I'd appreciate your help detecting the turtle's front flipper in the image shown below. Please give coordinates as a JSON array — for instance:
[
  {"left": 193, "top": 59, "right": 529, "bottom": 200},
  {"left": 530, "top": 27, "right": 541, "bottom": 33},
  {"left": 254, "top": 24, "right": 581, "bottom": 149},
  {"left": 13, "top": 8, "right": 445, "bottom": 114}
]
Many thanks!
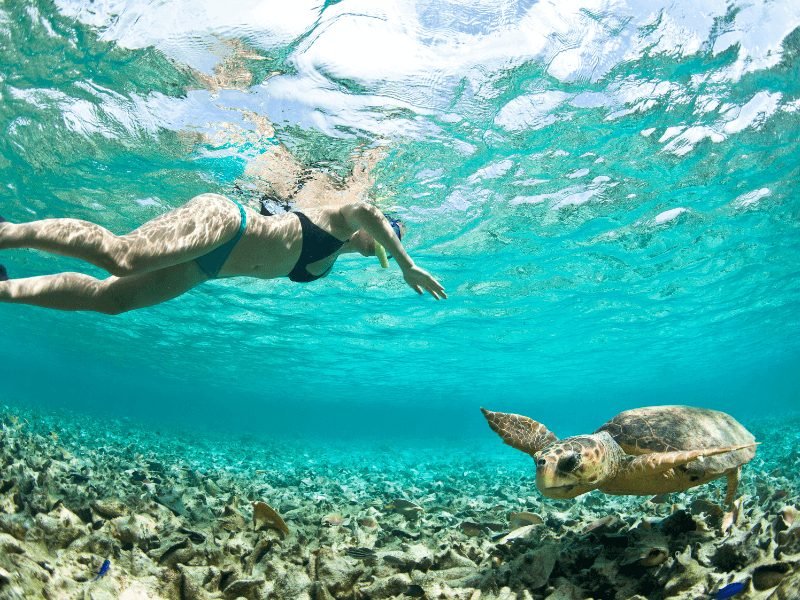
[
  {"left": 480, "top": 408, "right": 557, "bottom": 456},
  {"left": 724, "top": 468, "right": 741, "bottom": 506},
  {"left": 627, "top": 443, "right": 758, "bottom": 477}
]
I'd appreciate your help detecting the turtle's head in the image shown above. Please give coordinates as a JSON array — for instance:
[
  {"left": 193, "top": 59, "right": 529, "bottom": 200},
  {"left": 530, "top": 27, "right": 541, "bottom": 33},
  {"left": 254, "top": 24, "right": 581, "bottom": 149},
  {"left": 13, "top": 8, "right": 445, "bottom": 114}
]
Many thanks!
[{"left": 534, "top": 432, "right": 618, "bottom": 499}]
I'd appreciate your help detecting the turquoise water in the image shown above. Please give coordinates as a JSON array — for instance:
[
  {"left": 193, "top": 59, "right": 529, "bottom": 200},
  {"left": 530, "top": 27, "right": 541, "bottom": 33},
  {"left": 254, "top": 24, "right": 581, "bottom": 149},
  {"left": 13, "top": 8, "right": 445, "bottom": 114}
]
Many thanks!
[{"left": 1, "top": 0, "right": 799, "bottom": 442}]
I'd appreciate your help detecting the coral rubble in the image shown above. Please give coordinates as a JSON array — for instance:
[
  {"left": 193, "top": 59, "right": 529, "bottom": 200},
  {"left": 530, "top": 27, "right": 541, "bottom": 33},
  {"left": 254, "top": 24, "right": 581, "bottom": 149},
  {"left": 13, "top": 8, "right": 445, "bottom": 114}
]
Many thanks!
[{"left": 0, "top": 407, "right": 797, "bottom": 599}]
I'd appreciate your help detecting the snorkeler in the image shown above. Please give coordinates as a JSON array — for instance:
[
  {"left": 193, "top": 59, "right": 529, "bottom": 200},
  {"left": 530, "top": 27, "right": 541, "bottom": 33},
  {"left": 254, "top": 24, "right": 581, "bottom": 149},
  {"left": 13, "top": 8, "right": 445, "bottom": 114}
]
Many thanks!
[{"left": 0, "top": 196, "right": 446, "bottom": 313}]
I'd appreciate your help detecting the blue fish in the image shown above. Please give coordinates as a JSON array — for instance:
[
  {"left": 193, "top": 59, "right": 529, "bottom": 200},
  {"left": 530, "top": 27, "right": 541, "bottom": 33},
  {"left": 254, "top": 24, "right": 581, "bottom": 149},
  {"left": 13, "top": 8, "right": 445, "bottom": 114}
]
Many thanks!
[
  {"left": 92, "top": 559, "right": 111, "bottom": 581},
  {"left": 714, "top": 582, "right": 746, "bottom": 599}
]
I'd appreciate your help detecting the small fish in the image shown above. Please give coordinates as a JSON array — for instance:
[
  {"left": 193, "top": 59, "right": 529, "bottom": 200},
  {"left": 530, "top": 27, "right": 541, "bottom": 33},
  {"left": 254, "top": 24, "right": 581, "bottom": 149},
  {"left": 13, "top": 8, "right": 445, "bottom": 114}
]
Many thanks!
[
  {"left": 389, "top": 528, "right": 420, "bottom": 540},
  {"left": 491, "top": 530, "right": 511, "bottom": 542},
  {"left": 345, "top": 547, "right": 377, "bottom": 559},
  {"left": 92, "top": 559, "right": 110, "bottom": 581},
  {"left": 459, "top": 521, "right": 486, "bottom": 537},
  {"left": 650, "top": 494, "right": 671, "bottom": 504},
  {"left": 385, "top": 499, "right": 423, "bottom": 515},
  {"left": 69, "top": 472, "right": 90, "bottom": 484},
  {"left": 178, "top": 527, "right": 206, "bottom": 544},
  {"left": 714, "top": 581, "right": 746, "bottom": 599}
]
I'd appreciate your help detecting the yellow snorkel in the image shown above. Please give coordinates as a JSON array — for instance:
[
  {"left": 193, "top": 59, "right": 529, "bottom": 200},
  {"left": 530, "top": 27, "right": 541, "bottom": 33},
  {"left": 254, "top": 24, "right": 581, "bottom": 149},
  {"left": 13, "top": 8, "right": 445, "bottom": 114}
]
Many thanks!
[
  {"left": 375, "top": 242, "right": 389, "bottom": 268},
  {"left": 375, "top": 212, "right": 402, "bottom": 269}
]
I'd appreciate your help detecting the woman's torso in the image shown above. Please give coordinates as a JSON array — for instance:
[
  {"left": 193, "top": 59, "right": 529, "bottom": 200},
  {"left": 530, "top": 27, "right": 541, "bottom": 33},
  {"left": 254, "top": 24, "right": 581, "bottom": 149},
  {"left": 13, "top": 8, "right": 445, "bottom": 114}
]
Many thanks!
[{"left": 218, "top": 207, "right": 350, "bottom": 280}]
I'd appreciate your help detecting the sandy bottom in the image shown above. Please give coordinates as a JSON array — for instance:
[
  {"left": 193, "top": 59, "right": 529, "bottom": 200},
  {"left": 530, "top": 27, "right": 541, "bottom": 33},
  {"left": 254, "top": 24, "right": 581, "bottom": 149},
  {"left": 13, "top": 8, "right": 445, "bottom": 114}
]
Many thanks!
[{"left": 0, "top": 405, "right": 798, "bottom": 600}]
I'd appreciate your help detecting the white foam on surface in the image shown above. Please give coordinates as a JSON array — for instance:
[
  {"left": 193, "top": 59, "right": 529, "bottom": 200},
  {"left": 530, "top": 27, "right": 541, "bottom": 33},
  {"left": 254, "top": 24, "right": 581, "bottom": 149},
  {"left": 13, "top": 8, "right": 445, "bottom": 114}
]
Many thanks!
[
  {"left": 662, "top": 126, "right": 725, "bottom": 156},
  {"left": 722, "top": 92, "right": 782, "bottom": 135},
  {"left": 658, "top": 126, "right": 686, "bottom": 143},
  {"left": 657, "top": 91, "right": 783, "bottom": 156},
  {"left": 513, "top": 178, "right": 548, "bottom": 186},
  {"left": 733, "top": 188, "right": 771, "bottom": 208},
  {"left": 653, "top": 207, "right": 687, "bottom": 225},
  {"left": 468, "top": 159, "right": 514, "bottom": 182},
  {"left": 709, "top": 2, "right": 800, "bottom": 81},
  {"left": 551, "top": 188, "right": 598, "bottom": 208},
  {"left": 494, "top": 91, "right": 571, "bottom": 132},
  {"left": 509, "top": 195, "right": 548, "bottom": 206},
  {"left": 134, "top": 197, "right": 165, "bottom": 208},
  {"left": 567, "top": 168, "right": 590, "bottom": 179}
]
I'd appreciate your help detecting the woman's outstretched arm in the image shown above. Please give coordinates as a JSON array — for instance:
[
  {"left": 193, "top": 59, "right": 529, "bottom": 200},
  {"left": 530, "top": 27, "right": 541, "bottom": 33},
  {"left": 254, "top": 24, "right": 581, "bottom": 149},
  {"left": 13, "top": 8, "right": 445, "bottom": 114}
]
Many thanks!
[{"left": 340, "top": 202, "right": 447, "bottom": 300}]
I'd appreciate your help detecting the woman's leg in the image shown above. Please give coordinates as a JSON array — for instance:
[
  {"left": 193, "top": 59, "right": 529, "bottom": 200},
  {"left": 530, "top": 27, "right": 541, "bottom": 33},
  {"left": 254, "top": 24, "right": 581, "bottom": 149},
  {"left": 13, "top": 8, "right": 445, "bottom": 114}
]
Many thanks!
[
  {"left": 0, "top": 194, "right": 243, "bottom": 276},
  {"left": 0, "top": 261, "right": 208, "bottom": 313}
]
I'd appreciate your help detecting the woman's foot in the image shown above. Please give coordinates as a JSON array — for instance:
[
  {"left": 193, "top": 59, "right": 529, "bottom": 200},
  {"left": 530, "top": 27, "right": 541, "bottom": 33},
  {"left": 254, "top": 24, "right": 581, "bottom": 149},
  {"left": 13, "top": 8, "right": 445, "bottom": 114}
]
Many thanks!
[
  {"left": 0, "top": 216, "right": 7, "bottom": 253},
  {"left": 0, "top": 218, "right": 6, "bottom": 280}
]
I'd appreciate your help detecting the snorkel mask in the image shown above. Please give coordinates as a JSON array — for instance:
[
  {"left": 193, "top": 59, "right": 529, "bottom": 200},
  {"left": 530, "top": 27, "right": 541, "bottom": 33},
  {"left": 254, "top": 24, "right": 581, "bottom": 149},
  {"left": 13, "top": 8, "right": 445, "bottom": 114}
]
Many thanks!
[
  {"left": 387, "top": 216, "right": 403, "bottom": 242},
  {"left": 375, "top": 214, "right": 403, "bottom": 268}
]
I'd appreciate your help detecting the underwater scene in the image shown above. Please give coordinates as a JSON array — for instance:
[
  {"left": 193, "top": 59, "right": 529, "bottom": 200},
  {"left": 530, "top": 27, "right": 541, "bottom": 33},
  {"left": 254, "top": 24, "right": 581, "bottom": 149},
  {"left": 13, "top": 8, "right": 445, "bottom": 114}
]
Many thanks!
[{"left": 1, "top": 0, "right": 799, "bottom": 598}]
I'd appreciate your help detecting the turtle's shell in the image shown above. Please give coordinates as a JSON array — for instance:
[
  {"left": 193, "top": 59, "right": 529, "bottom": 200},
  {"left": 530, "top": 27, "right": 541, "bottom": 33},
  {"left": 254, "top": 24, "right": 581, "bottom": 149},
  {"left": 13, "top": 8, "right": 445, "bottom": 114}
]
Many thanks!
[{"left": 595, "top": 405, "right": 755, "bottom": 471}]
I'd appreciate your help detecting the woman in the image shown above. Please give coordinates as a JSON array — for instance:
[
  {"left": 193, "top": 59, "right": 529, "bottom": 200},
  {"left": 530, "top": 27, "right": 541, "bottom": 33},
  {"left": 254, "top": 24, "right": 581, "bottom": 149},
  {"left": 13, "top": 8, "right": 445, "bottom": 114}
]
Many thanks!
[{"left": 0, "top": 195, "right": 446, "bottom": 313}]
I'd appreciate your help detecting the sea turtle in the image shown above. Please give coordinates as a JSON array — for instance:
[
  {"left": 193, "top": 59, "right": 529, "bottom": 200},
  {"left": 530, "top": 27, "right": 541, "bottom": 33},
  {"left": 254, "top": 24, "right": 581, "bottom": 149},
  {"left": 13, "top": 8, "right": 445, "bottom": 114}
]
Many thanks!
[{"left": 481, "top": 405, "right": 757, "bottom": 505}]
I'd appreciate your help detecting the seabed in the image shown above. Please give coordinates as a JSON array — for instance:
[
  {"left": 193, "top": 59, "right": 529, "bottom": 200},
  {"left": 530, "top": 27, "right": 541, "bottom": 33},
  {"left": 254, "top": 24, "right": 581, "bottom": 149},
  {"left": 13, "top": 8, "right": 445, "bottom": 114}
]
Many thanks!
[{"left": 0, "top": 406, "right": 798, "bottom": 600}]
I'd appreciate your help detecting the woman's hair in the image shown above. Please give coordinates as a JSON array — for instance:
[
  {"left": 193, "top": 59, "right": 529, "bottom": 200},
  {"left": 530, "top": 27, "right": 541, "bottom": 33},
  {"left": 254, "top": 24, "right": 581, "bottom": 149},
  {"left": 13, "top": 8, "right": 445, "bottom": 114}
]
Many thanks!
[
  {"left": 230, "top": 183, "right": 292, "bottom": 216},
  {"left": 258, "top": 193, "right": 292, "bottom": 217}
]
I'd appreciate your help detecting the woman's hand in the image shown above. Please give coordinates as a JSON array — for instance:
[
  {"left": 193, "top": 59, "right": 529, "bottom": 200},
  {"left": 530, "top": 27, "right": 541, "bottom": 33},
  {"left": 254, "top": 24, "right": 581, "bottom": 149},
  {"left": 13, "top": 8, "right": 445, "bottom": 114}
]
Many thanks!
[{"left": 402, "top": 265, "right": 447, "bottom": 300}]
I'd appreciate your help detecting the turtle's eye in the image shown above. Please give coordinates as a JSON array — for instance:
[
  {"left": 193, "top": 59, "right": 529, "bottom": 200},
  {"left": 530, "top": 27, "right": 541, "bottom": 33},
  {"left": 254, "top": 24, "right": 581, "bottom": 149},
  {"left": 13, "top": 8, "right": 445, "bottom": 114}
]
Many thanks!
[{"left": 557, "top": 453, "right": 580, "bottom": 473}]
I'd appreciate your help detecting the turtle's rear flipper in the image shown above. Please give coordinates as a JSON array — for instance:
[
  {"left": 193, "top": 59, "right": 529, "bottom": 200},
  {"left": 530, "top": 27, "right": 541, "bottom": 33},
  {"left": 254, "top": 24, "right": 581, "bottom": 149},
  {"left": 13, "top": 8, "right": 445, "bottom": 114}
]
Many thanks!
[
  {"left": 628, "top": 442, "right": 758, "bottom": 477},
  {"left": 481, "top": 408, "right": 558, "bottom": 456}
]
